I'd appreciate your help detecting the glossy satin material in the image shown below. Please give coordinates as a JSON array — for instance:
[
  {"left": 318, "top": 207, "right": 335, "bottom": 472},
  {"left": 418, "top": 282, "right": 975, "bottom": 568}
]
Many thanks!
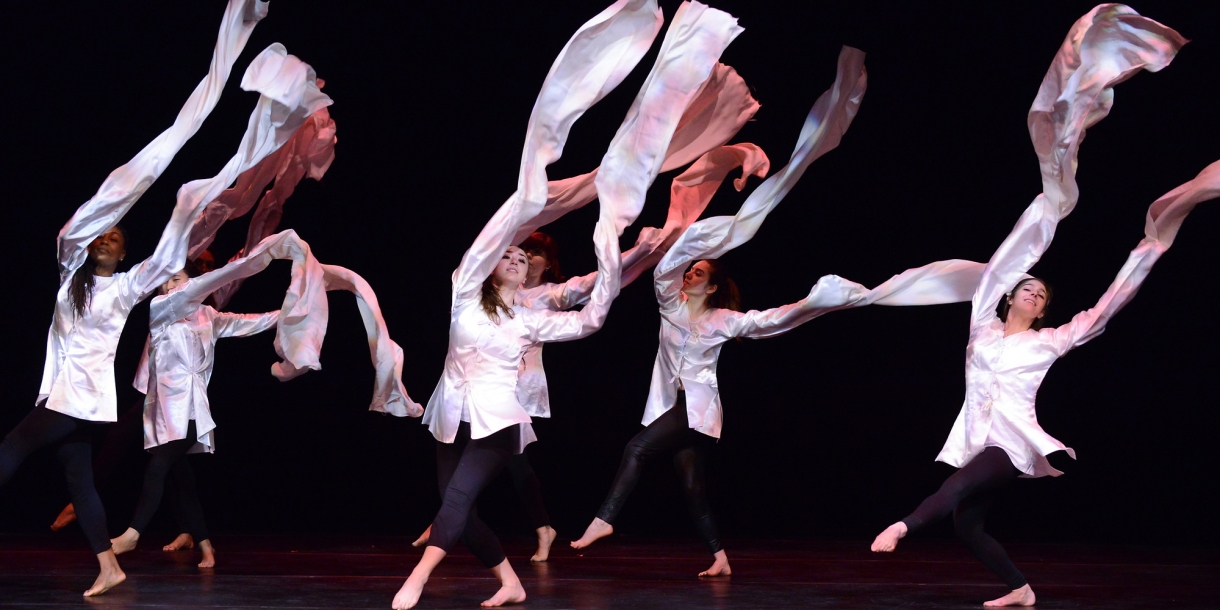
[
  {"left": 937, "top": 6, "right": 1187, "bottom": 477},
  {"left": 39, "top": 0, "right": 271, "bottom": 422},
  {"left": 423, "top": 1, "right": 739, "bottom": 451},
  {"left": 144, "top": 304, "right": 278, "bottom": 453}
]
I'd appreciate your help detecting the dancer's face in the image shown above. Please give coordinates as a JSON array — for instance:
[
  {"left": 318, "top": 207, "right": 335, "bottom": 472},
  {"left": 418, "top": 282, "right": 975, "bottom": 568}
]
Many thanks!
[
  {"left": 87, "top": 227, "right": 127, "bottom": 271},
  {"left": 681, "top": 261, "right": 718, "bottom": 298},
  {"left": 1007, "top": 279, "right": 1048, "bottom": 321},
  {"left": 525, "top": 249, "right": 549, "bottom": 285},
  {"left": 159, "top": 270, "right": 190, "bottom": 296},
  {"left": 493, "top": 246, "right": 528, "bottom": 288}
]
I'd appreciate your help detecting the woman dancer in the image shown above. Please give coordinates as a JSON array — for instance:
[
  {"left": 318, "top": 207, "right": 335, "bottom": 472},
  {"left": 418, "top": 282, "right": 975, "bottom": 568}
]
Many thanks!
[
  {"left": 867, "top": 5, "right": 1189, "bottom": 607},
  {"left": 109, "top": 263, "right": 279, "bottom": 568}
]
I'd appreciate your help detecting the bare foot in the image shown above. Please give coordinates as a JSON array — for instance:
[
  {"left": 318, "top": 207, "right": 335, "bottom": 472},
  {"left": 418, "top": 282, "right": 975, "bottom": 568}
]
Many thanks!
[
  {"left": 984, "top": 584, "right": 1036, "bottom": 607},
  {"left": 569, "top": 518, "right": 613, "bottom": 550},
  {"left": 871, "top": 521, "right": 907, "bottom": 552},
  {"left": 51, "top": 503, "right": 77, "bottom": 531},
  {"left": 483, "top": 559, "right": 526, "bottom": 607},
  {"left": 530, "top": 525, "right": 557, "bottom": 562},
  {"left": 163, "top": 533, "right": 195, "bottom": 551},
  {"left": 197, "top": 539, "right": 216, "bottom": 568},
  {"left": 110, "top": 528, "right": 140, "bottom": 556},
  {"left": 699, "top": 550, "right": 731, "bottom": 577},
  {"left": 391, "top": 573, "right": 427, "bottom": 609},
  {"left": 411, "top": 525, "right": 431, "bottom": 548},
  {"left": 83, "top": 550, "right": 125, "bottom": 597},
  {"left": 481, "top": 582, "right": 527, "bottom": 607}
]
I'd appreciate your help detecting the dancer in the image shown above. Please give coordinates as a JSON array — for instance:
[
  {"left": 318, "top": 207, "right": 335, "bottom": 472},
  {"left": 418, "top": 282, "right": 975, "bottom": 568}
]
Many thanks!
[
  {"left": 868, "top": 6, "right": 1188, "bottom": 607},
  {"left": 394, "top": 3, "right": 745, "bottom": 607},
  {"left": 109, "top": 263, "right": 279, "bottom": 568}
]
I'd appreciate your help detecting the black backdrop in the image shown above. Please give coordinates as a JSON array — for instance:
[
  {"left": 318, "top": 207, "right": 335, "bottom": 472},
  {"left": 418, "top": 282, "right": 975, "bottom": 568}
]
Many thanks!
[{"left": 2, "top": 1, "right": 1218, "bottom": 548}]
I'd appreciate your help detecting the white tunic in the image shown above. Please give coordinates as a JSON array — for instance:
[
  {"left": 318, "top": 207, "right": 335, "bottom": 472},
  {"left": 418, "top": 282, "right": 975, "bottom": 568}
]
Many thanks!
[
  {"left": 514, "top": 276, "right": 596, "bottom": 418},
  {"left": 144, "top": 302, "right": 278, "bottom": 453}
]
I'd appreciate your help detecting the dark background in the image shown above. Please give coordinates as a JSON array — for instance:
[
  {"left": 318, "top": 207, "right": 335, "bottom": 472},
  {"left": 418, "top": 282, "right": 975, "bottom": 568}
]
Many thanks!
[{"left": 1, "top": 1, "right": 1217, "bottom": 549}]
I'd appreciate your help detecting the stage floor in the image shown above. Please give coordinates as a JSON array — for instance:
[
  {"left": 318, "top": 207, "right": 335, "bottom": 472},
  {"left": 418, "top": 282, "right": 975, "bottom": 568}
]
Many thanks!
[{"left": 0, "top": 534, "right": 1217, "bottom": 609}]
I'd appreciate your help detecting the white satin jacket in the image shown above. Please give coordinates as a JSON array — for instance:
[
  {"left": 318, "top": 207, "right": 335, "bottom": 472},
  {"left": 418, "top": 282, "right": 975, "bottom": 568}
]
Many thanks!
[{"left": 143, "top": 301, "right": 278, "bottom": 453}]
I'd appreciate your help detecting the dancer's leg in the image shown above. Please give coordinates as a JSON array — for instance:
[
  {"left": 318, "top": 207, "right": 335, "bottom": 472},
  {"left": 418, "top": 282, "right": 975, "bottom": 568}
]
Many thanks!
[
  {"left": 955, "top": 489, "right": 1035, "bottom": 606},
  {"left": 396, "top": 424, "right": 517, "bottom": 609},
  {"left": 872, "top": 447, "right": 1018, "bottom": 552},
  {"left": 169, "top": 457, "right": 213, "bottom": 567},
  {"left": 113, "top": 421, "right": 198, "bottom": 554},
  {"left": 412, "top": 428, "right": 468, "bottom": 548},
  {"left": 572, "top": 402, "right": 691, "bottom": 549},
  {"left": 53, "top": 399, "right": 144, "bottom": 531},
  {"left": 505, "top": 452, "right": 555, "bottom": 561},
  {"left": 0, "top": 407, "right": 126, "bottom": 595},
  {"left": 673, "top": 436, "right": 729, "bottom": 577}
]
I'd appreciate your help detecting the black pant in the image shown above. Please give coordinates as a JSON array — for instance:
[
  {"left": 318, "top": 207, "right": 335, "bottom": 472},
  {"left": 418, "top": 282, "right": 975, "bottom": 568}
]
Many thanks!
[
  {"left": 505, "top": 451, "right": 550, "bottom": 530},
  {"left": 901, "top": 446, "right": 1026, "bottom": 590},
  {"left": 0, "top": 407, "right": 110, "bottom": 554},
  {"left": 429, "top": 422, "right": 516, "bottom": 568},
  {"left": 129, "top": 420, "right": 209, "bottom": 542},
  {"left": 596, "top": 394, "right": 722, "bottom": 554}
]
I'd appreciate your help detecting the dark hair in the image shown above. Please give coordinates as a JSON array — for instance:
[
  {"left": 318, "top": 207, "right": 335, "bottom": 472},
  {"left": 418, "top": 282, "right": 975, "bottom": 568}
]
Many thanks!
[
  {"left": 519, "top": 231, "right": 566, "bottom": 284},
  {"left": 998, "top": 277, "right": 1053, "bottom": 331},
  {"left": 69, "top": 225, "right": 129, "bottom": 319},
  {"left": 699, "top": 259, "right": 742, "bottom": 312},
  {"left": 480, "top": 276, "right": 516, "bottom": 324}
]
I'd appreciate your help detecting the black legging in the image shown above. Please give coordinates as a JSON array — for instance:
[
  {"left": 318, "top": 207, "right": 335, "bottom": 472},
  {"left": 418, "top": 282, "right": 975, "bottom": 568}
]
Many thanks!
[
  {"left": 0, "top": 406, "right": 110, "bottom": 554},
  {"left": 901, "top": 446, "right": 1025, "bottom": 590},
  {"left": 429, "top": 422, "right": 516, "bottom": 568},
  {"left": 128, "top": 420, "right": 209, "bottom": 542},
  {"left": 505, "top": 451, "right": 550, "bottom": 530},
  {"left": 596, "top": 393, "right": 722, "bottom": 554}
]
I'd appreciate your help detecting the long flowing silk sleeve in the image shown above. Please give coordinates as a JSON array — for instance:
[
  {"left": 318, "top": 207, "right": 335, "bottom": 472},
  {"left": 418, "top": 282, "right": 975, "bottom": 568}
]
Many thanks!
[
  {"left": 1047, "top": 161, "right": 1220, "bottom": 355},
  {"left": 512, "top": 62, "right": 760, "bottom": 244},
  {"left": 55, "top": 0, "right": 268, "bottom": 281},
  {"left": 970, "top": 6, "right": 1186, "bottom": 330},
  {"left": 654, "top": 46, "right": 868, "bottom": 311},
  {"left": 213, "top": 310, "right": 280, "bottom": 339},
  {"left": 450, "top": 0, "right": 664, "bottom": 304},
  {"left": 121, "top": 45, "right": 333, "bottom": 303}
]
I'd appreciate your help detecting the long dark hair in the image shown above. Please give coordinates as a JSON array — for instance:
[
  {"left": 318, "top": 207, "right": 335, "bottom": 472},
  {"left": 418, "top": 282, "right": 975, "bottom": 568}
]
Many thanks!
[
  {"left": 69, "top": 225, "right": 129, "bottom": 319},
  {"left": 998, "top": 277, "right": 1053, "bottom": 331},
  {"left": 699, "top": 259, "right": 742, "bottom": 312},
  {"left": 480, "top": 276, "right": 516, "bottom": 325},
  {"left": 519, "top": 231, "right": 566, "bottom": 284}
]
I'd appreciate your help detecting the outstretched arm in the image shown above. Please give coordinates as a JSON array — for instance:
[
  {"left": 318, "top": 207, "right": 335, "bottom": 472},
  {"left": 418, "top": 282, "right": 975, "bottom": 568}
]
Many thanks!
[
  {"left": 725, "top": 274, "right": 868, "bottom": 340},
  {"left": 213, "top": 310, "right": 280, "bottom": 339}
]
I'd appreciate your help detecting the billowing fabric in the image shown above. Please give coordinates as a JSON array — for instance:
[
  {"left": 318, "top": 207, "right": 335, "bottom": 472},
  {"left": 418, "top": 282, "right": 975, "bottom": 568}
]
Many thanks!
[
  {"left": 514, "top": 142, "right": 769, "bottom": 418},
  {"left": 144, "top": 303, "right": 278, "bottom": 453},
  {"left": 155, "top": 229, "right": 420, "bottom": 417},
  {"left": 424, "top": 1, "right": 740, "bottom": 451},
  {"left": 38, "top": 0, "right": 273, "bottom": 422},
  {"left": 644, "top": 46, "right": 869, "bottom": 438},
  {"left": 512, "top": 62, "right": 759, "bottom": 245},
  {"left": 937, "top": 6, "right": 1187, "bottom": 477}
]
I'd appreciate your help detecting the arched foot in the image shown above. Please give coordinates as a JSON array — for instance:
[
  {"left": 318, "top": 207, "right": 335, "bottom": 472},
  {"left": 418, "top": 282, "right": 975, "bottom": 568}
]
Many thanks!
[
  {"left": 570, "top": 518, "right": 613, "bottom": 550},
  {"left": 197, "top": 539, "right": 216, "bottom": 568},
  {"left": 411, "top": 525, "right": 431, "bottom": 548},
  {"left": 83, "top": 551, "right": 125, "bottom": 597},
  {"left": 698, "top": 550, "right": 731, "bottom": 577},
  {"left": 871, "top": 521, "right": 907, "bottom": 553},
  {"left": 530, "top": 526, "right": 557, "bottom": 562},
  {"left": 163, "top": 533, "right": 195, "bottom": 551},
  {"left": 51, "top": 503, "right": 77, "bottom": 531},
  {"left": 391, "top": 574, "right": 426, "bottom": 609},
  {"left": 983, "top": 584, "right": 1036, "bottom": 607},
  {"left": 110, "top": 528, "right": 140, "bottom": 556},
  {"left": 481, "top": 582, "right": 527, "bottom": 607}
]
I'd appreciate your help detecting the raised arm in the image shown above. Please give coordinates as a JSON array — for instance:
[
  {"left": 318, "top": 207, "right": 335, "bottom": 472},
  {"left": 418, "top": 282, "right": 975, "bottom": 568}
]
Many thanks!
[
  {"left": 654, "top": 46, "right": 869, "bottom": 311},
  {"left": 56, "top": 0, "right": 267, "bottom": 281},
  {"left": 724, "top": 274, "right": 868, "bottom": 340},
  {"left": 121, "top": 45, "right": 332, "bottom": 305},
  {"left": 450, "top": 0, "right": 663, "bottom": 304},
  {"left": 213, "top": 310, "right": 280, "bottom": 339},
  {"left": 1046, "top": 160, "right": 1220, "bottom": 355}
]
